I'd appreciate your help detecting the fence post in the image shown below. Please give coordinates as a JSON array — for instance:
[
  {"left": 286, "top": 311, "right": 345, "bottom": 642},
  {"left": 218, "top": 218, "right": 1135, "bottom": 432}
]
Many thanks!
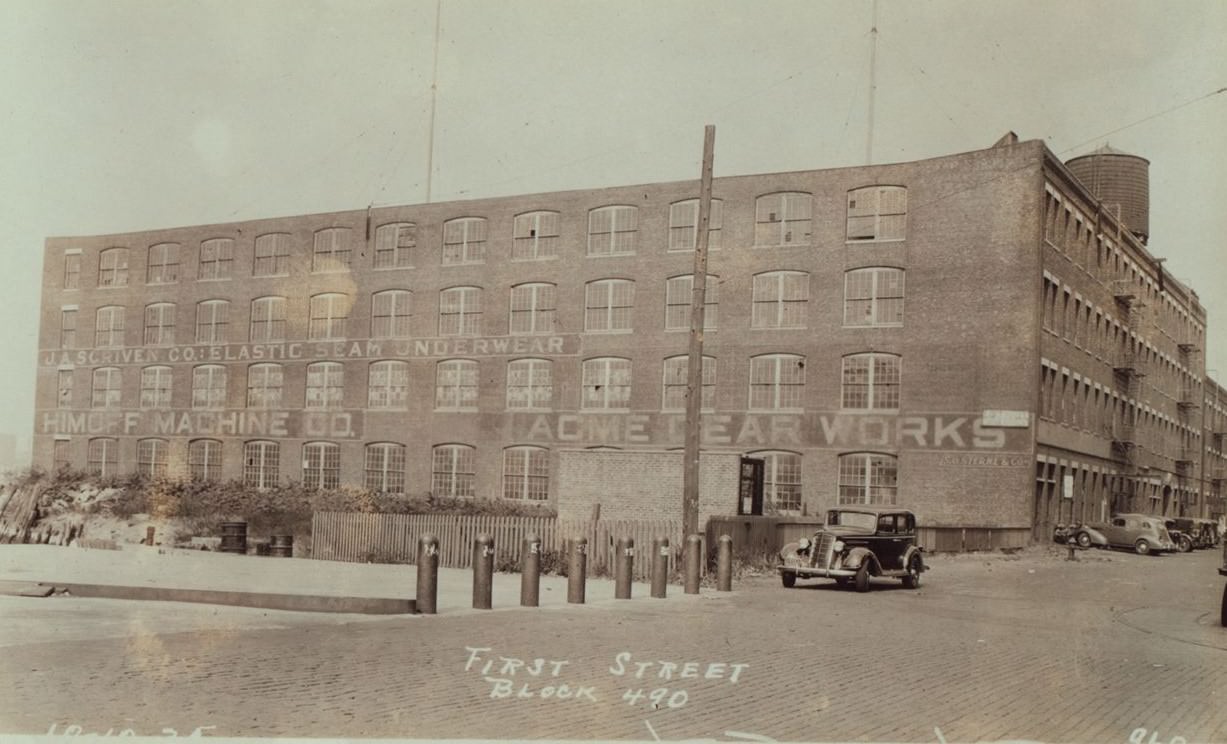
[
  {"left": 521, "top": 534, "right": 541, "bottom": 607},
  {"left": 416, "top": 533, "right": 439, "bottom": 615},
  {"left": 568, "top": 537, "right": 587, "bottom": 604},
  {"left": 651, "top": 537, "right": 669, "bottom": 598},
  {"left": 615, "top": 537, "right": 634, "bottom": 599},
  {"left": 684, "top": 534, "right": 701, "bottom": 594},
  {"left": 717, "top": 534, "right": 733, "bottom": 592},
  {"left": 473, "top": 533, "right": 494, "bottom": 610}
]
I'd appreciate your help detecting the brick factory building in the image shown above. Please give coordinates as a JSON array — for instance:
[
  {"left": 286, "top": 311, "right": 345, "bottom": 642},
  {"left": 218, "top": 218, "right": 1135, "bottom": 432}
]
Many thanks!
[{"left": 32, "top": 134, "right": 1222, "bottom": 548}]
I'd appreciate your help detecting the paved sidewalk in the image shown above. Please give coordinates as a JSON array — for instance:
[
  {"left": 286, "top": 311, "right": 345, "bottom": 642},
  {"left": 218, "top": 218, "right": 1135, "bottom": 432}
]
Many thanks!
[{"left": 0, "top": 543, "right": 657, "bottom": 615}]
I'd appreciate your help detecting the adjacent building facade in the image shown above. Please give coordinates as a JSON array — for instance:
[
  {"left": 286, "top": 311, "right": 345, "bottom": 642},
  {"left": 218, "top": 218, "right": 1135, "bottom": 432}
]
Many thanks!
[{"left": 33, "top": 134, "right": 1220, "bottom": 547}]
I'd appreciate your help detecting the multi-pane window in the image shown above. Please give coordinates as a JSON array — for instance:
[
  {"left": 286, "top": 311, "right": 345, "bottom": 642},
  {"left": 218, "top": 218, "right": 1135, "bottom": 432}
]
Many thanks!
[
  {"left": 439, "top": 286, "right": 482, "bottom": 336},
  {"left": 374, "top": 223, "right": 416, "bottom": 269},
  {"left": 838, "top": 452, "right": 898, "bottom": 504},
  {"left": 143, "top": 303, "right": 176, "bottom": 346},
  {"left": 302, "top": 441, "right": 341, "bottom": 489},
  {"left": 844, "top": 267, "right": 904, "bottom": 326},
  {"left": 668, "top": 198, "right": 723, "bottom": 252},
  {"left": 754, "top": 192, "right": 812, "bottom": 247},
  {"left": 95, "top": 306, "right": 125, "bottom": 347},
  {"left": 368, "top": 360, "right": 409, "bottom": 409},
  {"left": 841, "top": 353, "right": 901, "bottom": 410},
  {"left": 254, "top": 233, "right": 291, "bottom": 276},
  {"left": 140, "top": 366, "right": 173, "bottom": 409},
  {"left": 582, "top": 357, "right": 631, "bottom": 410},
  {"left": 846, "top": 186, "right": 907, "bottom": 242},
  {"left": 63, "top": 252, "right": 81, "bottom": 289},
  {"left": 137, "top": 438, "right": 169, "bottom": 478},
  {"left": 243, "top": 440, "right": 280, "bottom": 489},
  {"left": 432, "top": 443, "right": 476, "bottom": 498},
  {"left": 60, "top": 308, "right": 77, "bottom": 348},
  {"left": 442, "top": 217, "right": 487, "bottom": 265},
  {"left": 305, "top": 362, "right": 344, "bottom": 410},
  {"left": 585, "top": 279, "right": 634, "bottom": 332},
  {"left": 664, "top": 275, "right": 718, "bottom": 331},
  {"left": 87, "top": 437, "right": 119, "bottom": 477},
  {"left": 662, "top": 355, "right": 716, "bottom": 411},
  {"left": 192, "top": 365, "right": 227, "bottom": 410},
  {"left": 53, "top": 439, "right": 71, "bottom": 470},
  {"left": 312, "top": 228, "right": 353, "bottom": 272},
  {"left": 57, "top": 370, "right": 73, "bottom": 408},
  {"left": 752, "top": 271, "right": 809, "bottom": 328},
  {"left": 146, "top": 243, "right": 180, "bottom": 284},
  {"left": 435, "top": 359, "right": 478, "bottom": 410},
  {"left": 309, "top": 293, "right": 350, "bottom": 340},
  {"left": 748, "top": 354, "right": 805, "bottom": 410},
  {"left": 752, "top": 450, "right": 802, "bottom": 514},
  {"left": 512, "top": 211, "right": 560, "bottom": 260},
  {"left": 588, "top": 205, "right": 638, "bottom": 256},
  {"left": 98, "top": 248, "right": 129, "bottom": 287},
  {"left": 249, "top": 296, "right": 287, "bottom": 342},
  {"left": 503, "top": 446, "right": 549, "bottom": 501},
  {"left": 199, "top": 238, "right": 235, "bottom": 280},
  {"left": 91, "top": 367, "right": 122, "bottom": 409},
  {"left": 370, "top": 290, "right": 413, "bottom": 338},
  {"left": 365, "top": 442, "right": 406, "bottom": 494},
  {"left": 509, "top": 283, "right": 556, "bottom": 335},
  {"left": 196, "top": 300, "right": 229, "bottom": 344},
  {"left": 189, "top": 439, "right": 223, "bottom": 481},
  {"left": 246, "top": 363, "right": 284, "bottom": 409},
  {"left": 506, "top": 358, "right": 552, "bottom": 410}
]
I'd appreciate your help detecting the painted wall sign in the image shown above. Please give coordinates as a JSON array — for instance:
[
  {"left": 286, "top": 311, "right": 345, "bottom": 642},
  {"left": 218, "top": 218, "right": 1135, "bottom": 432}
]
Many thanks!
[
  {"left": 516, "top": 412, "right": 1027, "bottom": 451},
  {"left": 39, "top": 409, "right": 362, "bottom": 439},
  {"left": 980, "top": 409, "right": 1032, "bottom": 428},
  {"left": 39, "top": 335, "right": 576, "bottom": 368}
]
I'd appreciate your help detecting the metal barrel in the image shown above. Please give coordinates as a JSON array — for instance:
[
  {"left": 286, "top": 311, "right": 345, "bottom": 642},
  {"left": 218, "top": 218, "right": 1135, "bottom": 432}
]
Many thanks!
[
  {"left": 220, "top": 522, "right": 247, "bottom": 554},
  {"left": 270, "top": 534, "right": 294, "bottom": 557}
]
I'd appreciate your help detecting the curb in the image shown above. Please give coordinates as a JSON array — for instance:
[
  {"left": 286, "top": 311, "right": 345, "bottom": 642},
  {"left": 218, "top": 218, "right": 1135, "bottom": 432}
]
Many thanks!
[{"left": 0, "top": 579, "right": 414, "bottom": 615}]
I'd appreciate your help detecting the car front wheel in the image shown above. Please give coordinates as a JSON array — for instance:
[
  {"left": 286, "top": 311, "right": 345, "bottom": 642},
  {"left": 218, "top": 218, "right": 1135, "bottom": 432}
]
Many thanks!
[
  {"left": 781, "top": 571, "right": 796, "bottom": 588},
  {"left": 1076, "top": 531, "right": 1092, "bottom": 549},
  {"left": 854, "top": 562, "right": 871, "bottom": 593},
  {"left": 902, "top": 555, "right": 923, "bottom": 589},
  {"left": 1177, "top": 535, "right": 1193, "bottom": 553},
  {"left": 1134, "top": 539, "right": 1152, "bottom": 556}
]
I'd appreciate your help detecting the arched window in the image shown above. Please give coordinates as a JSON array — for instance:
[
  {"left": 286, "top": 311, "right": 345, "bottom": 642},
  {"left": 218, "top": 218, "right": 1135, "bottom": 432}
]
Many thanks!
[
  {"left": 503, "top": 446, "right": 549, "bottom": 501},
  {"left": 305, "top": 362, "right": 344, "bottom": 410},
  {"left": 88, "top": 437, "right": 119, "bottom": 477},
  {"left": 368, "top": 360, "right": 409, "bottom": 409},
  {"left": 752, "top": 271, "right": 808, "bottom": 328},
  {"left": 243, "top": 440, "right": 280, "bottom": 489},
  {"left": 312, "top": 227, "right": 353, "bottom": 272},
  {"left": 98, "top": 248, "right": 130, "bottom": 287},
  {"left": 442, "top": 217, "right": 487, "bottom": 265},
  {"left": 439, "top": 286, "right": 482, "bottom": 336},
  {"left": 365, "top": 442, "right": 406, "bottom": 494},
  {"left": 512, "top": 211, "right": 560, "bottom": 260},
  {"left": 749, "top": 450, "right": 802, "bottom": 515},
  {"left": 192, "top": 365, "right": 227, "bottom": 410},
  {"left": 247, "top": 363, "right": 284, "bottom": 409},
  {"left": 584, "top": 279, "right": 634, "bottom": 332},
  {"left": 250, "top": 296, "right": 287, "bottom": 342},
  {"left": 662, "top": 355, "right": 715, "bottom": 412},
  {"left": 371, "top": 289, "right": 413, "bottom": 338},
  {"left": 664, "top": 274, "right": 717, "bottom": 331},
  {"left": 140, "top": 366, "right": 172, "bottom": 409},
  {"left": 506, "top": 358, "right": 552, "bottom": 410},
  {"left": 432, "top": 443, "right": 476, "bottom": 498},
  {"left": 189, "top": 439, "right": 223, "bottom": 481},
  {"left": 147, "top": 243, "right": 180, "bottom": 284},
  {"left": 754, "top": 192, "right": 811, "bottom": 247},
  {"left": 95, "top": 306, "right": 125, "bottom": 347},
  {"left": 302, "top": 441, "right": 340, "bottom": 489},
  {"left": 668, "top": 198, "right": 723, "bottom": 252},
  {"left": 199, "top": 238, "right": 234, "bottom": 280},
  {"left": 588, "top": 205, "right": 638, "bottom": 256},
  {"left": 581, "top": 357, "right": 631, "bottom": 410},
  {"left": 841, "top": 353, "right": 901, "bottom": 410},
  {"left": 509, "top": 283, "right": 556, "bottom": 334},
  {"left": 844, "top": 267, "right": 904, "bottom": 327},
  {"left": 309, "top": 293, "right": 350, "bottom": 340},
  {"left": 92, "top": 367, "right": 122, "bottom": 409},
  {"left": 374, "top": 223, "right": 416, "bottom": 269},
  {"left": 435, "top": 359, "right": 478, "bottom": 410},
  {"left": 846, "top": 185, "right": 907, "bottom": 241},
  {"left": 196, "top": 300, "right": 230, "bottom": 343},
  {"left": 748, "top": 354, "right": 804, "bottom": 411},
  {"left": 838, "top": 452, "right": 898, "bottom": 505},
  {"left": 253, "top": 233, "right": 291, "bottom": 277},
  {"left": 143, "top": 302, "right": 176, "bottom": 346},
  {"left": 137, "top": 438, "right": 169, "bottom": 478}
]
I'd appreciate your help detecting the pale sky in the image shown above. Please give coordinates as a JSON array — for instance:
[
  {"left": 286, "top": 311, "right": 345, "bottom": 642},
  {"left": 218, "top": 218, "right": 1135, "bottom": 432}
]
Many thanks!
[{"left": 2, "top": 0, "right": 1224, "bottom": 450}]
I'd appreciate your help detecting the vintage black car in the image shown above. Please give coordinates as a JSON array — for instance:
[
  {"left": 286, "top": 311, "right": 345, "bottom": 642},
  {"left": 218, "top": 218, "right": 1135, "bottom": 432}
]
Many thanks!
[{"left": 778, "top": 506, "right": 925, "bottom": 592}]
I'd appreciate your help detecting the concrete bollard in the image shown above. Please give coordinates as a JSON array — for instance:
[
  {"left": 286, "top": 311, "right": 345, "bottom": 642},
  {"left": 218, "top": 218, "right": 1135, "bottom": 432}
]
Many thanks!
[
  {"left": 145, "top": 526, "right": 155, "bottom": 546},
  {"left": 416, "top": 533, "right": 440, "bottom": 615},
  {"left": 615, "top": 537, "right": 634, "bottom": 599},
  {"left": 473, "top": 533, "right": 494, "bottom": 610},
  {"left": 567, "top": 537, "right": 587, "bottom": 604},
  {"left": 651, "top": 537, "right": 669, "bottom": 598},
  {"left": 684, "top": 534, "right": 702, "bottom": 594},
  {"left": 717, "top": 534, "right": 733, "bottom": 592},
  {"left": 521, "top": 534, "right": 541, "bottom": 607}
]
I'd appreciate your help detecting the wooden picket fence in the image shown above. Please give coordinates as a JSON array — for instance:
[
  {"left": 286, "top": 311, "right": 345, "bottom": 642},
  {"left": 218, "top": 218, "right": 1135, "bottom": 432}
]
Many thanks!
[{"left": 310, "top": 512, "right": 682, "bottom": 581}]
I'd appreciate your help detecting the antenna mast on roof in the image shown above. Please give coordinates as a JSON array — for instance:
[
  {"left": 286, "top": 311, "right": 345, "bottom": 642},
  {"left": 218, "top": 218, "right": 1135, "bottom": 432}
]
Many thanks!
[{"left": 866, "top": 0, "right": 878, "bottom": 165}]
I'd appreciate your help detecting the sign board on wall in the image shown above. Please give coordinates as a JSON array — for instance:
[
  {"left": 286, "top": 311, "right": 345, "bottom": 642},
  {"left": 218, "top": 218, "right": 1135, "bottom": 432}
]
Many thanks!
[
  {"left": 1062, "top": 473, "right": 1074, "bottom": 499},
  {"left": 980, "top": 410, "right": 1031, "bottom": 428}
]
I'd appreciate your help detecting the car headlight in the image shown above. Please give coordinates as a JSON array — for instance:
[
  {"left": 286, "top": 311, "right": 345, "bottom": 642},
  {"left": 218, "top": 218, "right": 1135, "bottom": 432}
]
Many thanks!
[
  {"left": 832, "top": 540, "right": 844, "bottom": 552},
  {"left": 798, "top": 537, "right": 811, "bottom": 550}
]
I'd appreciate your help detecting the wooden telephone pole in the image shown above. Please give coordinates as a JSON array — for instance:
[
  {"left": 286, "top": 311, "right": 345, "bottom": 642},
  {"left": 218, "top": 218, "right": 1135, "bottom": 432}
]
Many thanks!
[{"left": 683, "top": 126, "right": 716, "bottom": 539}]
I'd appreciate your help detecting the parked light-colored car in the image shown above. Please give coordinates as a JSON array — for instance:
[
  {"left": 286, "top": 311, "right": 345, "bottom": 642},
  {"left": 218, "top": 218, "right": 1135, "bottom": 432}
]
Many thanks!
[{"left": 1085, "top": 513, "right": 1177, "bottom": 555}]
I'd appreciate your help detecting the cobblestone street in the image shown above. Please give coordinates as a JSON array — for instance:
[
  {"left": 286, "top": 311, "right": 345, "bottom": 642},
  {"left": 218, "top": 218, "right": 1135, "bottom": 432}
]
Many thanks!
[{"left": 3, "top": 547, "right": 1225, "bottom": 742}]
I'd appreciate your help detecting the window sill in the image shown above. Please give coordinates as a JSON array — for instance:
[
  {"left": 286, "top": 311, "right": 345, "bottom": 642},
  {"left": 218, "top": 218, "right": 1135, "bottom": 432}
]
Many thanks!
[
  {"left": 578, "top": 408, "right": 631, "bottom": 413},
  {"left": 510, "top": 256, "right": 559, "bottom": 263},
  {"left": 434, "top": 408, "right": 478, "bottom": 413},
  {"left": 197, "top": 277, "right": 233, "bottom": 283},
  {"left": 751, "top": 243, "right": 811, "bottom": 250},
  {"left": 253, "top": 273, "right": 291, "bottom": 279},
  {"left": 841, "top": 323, "right": 904, "bottom": 329},
  {"left": 746, "top": 408, "right": 805, "bottom": 414},
  {"left": 583, "top": 329, "right": 634, "bottom": 335},
  {"left": 845, "top": 238, "right": 905, "bottom": 245},
  {"left": 373, "top": 265, "right": 415, "bottom": 271}
]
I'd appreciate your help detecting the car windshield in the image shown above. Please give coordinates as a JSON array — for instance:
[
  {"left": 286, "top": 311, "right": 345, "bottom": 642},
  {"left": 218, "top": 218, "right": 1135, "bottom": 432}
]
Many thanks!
[{"left": 826, "top": 510, "right": 879, "bottom": 531}]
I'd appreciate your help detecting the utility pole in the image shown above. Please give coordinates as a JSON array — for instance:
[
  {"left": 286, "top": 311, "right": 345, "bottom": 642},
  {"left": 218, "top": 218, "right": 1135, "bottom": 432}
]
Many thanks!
[
  {"left": 866, "top": 0, "right": 878, "bottom": 165},
  {"left": 424, "top": 0, "right": 442, "bottom": 203},
  {"left": 683, "top": 125, "right": 716, "bottom": 540}
]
